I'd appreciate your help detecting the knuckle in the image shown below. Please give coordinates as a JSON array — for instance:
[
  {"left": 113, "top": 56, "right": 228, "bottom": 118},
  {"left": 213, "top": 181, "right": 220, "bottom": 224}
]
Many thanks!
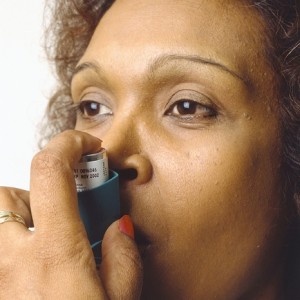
[
  {"left": 56, "top": 129, "right": 84, "bottom": 149},
  {"left": 0, "top": 187, "right": 26, "bottom": 209},
  {"left": 31, "top": 149, "right": 67, "bottom": 178},
  {"left": 63, "top": 131, "right": 84, "bottom": 149},
  {"left": 0, "top": 186, "right": 11, "bottom": 200},
  {"left": 0, "top": 187, "right": 21, "bottom": 201},
  {"left": 62, "top": 129, "right": 75, "bottom": 136},
  {"left": 0, "top": 187, "right": 31, "bottom": 225}
]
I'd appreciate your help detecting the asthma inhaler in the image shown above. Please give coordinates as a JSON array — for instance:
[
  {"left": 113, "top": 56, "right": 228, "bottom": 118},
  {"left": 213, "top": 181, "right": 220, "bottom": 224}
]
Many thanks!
[{"left": 74, "top": 149, "right": 120, "bottom": 265}]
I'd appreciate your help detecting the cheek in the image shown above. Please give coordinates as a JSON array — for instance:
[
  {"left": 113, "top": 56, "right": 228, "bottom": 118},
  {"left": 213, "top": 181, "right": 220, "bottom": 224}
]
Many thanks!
[
  {"left": 155, "top": 133, "right": 281, "bottom": 227},
  {"left": 148, "top": 128, "right": 281, "bottom": 296},
  {"left": 150, "top": 127, "right": 284, "bottom": 285}
]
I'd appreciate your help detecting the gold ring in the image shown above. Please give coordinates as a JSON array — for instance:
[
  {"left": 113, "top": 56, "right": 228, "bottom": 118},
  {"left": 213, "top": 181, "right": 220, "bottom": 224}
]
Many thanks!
[{"left": 0, "top": 211, "right": 26, "bottom": 226}]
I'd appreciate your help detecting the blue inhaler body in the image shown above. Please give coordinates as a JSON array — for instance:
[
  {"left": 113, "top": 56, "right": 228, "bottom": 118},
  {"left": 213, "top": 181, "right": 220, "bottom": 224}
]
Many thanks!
[{"left": 74, "top": 149, "right": 120, "bottom": 265}]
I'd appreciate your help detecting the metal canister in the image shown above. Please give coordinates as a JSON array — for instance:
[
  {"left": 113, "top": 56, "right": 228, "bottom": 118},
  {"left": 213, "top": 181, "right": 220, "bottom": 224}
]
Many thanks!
[{"left": 74, "top": 149, "right": 109, "bottom": 192}]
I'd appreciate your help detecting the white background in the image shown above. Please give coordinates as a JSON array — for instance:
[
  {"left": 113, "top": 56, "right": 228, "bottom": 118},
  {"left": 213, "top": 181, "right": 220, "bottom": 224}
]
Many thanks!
[{"left": 0, "top": 1, "right": 54, "bottom": 189}]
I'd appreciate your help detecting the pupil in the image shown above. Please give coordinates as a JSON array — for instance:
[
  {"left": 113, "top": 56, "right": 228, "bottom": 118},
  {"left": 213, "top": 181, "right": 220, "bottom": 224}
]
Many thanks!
[
  {"left": 79, "top": 101, "right": 100, "bottom": 116},
  {"left": 178, "top": 101, "right": 196, "bottom": 114},
  {"left": 87, "top": 102, "right": 99, "bottom": 116},
  {"left": 90, "top": 102, "right": 98, "bottom": 111}
]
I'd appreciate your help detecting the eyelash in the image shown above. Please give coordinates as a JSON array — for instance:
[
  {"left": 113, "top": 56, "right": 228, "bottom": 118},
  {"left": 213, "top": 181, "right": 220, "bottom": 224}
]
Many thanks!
[
  {"left": 74, "top": 100, "right": 112, "bottom": 119},
  {"left": 73, "top": 97, "right": 218, "bottom": 125},
  {"left": 166, "top": 100, "right": 217, "bottom": 120}
]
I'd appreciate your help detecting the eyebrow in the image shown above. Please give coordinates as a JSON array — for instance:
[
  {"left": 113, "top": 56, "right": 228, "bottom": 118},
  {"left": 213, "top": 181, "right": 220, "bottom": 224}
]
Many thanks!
[
  {"left": 72, "top": 54, "right": 249, "bottom": 86},
  {"left": 72, "top": 61, "right": 102, "bottom": 79},
  {"left": 149, "top": 54, "right": 248, "bottom": 85}
]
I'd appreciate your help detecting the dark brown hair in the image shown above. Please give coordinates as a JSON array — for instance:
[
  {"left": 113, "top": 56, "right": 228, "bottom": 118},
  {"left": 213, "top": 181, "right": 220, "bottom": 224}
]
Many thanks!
[{"left": 43, "top": 0, "right": 300, "bottom": 201}]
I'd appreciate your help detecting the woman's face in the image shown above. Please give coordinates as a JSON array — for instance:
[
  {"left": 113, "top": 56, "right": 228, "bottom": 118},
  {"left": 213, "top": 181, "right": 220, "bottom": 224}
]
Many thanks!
[{"left": 72, "top": 0, "right": 288, "bottom": 298}]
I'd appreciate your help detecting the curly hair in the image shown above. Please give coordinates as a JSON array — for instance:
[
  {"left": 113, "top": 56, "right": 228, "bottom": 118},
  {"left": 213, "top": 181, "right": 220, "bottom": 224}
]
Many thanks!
[
  {"left": 42, "top": 0, "right": 299, "bottom": 199},
  {"left": 40, "top": 0, "right": 115, "bottom": 147},
  {"left": 251, "top": 0, "right": 300, "bottom": 205}
]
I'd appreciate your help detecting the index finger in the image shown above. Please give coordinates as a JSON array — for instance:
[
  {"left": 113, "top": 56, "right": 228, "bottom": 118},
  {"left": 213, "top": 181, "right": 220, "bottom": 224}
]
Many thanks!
[{"left": 29, "top": 130, "right": 102, "bottom": 234}]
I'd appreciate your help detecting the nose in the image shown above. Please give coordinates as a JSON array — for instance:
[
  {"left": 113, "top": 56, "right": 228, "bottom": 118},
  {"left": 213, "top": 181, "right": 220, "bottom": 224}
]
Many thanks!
[{"left": 102, "top": 119, "right": 153, "bottom": 185}]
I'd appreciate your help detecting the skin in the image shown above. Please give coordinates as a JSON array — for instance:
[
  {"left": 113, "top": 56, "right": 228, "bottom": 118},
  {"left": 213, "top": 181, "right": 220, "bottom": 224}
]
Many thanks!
[
  {"left": 71, "top": 0, "right": 288, "bottom": 299},
  {"left": 0, "top": 0, "right": 291, "bottom": 299}
]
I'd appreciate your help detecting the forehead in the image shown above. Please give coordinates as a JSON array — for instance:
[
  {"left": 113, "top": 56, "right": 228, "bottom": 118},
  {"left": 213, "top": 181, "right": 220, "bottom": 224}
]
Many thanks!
[
  {"left": 99, "top": 0, "right": 265, "bottom": 47},
  {"left": 81, "top": 0, "right": 274, "bottom": 99},
  {"left": 88, "top": 0, "right": 267, "bottom": 72}
]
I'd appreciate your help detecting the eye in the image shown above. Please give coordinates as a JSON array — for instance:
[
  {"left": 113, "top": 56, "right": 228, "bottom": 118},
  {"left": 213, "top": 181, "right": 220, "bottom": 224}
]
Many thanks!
[
  {"left": 166, "top": 100, "right": 217, "bottom": 119},
  {"left": 77, "top": 100, "right": 112, "bottom": 118}
]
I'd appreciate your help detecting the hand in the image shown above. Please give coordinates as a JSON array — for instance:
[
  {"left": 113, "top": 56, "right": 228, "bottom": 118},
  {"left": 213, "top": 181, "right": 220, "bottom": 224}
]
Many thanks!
[{"left": 0, "top": 130, "right": 143, "bottom": 299}]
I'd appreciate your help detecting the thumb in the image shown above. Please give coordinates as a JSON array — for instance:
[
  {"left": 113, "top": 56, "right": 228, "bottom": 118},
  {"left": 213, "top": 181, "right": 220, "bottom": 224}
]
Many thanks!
[{"left": 99, "top": 215, "right": 143, "bottom": 300}]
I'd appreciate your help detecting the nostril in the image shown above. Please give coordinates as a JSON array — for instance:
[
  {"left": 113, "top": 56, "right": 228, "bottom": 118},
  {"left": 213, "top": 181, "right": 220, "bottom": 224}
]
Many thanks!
[
  {"left": 112, "top": 154, "right": 152, "bottom": 184},
  {"left": 117, "top": 168, "right": 138, "bottom": 180}
]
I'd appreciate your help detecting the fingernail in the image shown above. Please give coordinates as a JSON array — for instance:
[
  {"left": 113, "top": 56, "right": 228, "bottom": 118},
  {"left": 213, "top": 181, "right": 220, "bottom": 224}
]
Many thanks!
[{"left": 119, "top": 215, "right": 135, "bottom": 240}]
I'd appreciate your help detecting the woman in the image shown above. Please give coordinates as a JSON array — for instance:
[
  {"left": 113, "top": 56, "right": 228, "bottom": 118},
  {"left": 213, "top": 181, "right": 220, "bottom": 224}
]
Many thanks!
[{"left": 0, "top": 0, "right": 299, "bottom": 299}]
